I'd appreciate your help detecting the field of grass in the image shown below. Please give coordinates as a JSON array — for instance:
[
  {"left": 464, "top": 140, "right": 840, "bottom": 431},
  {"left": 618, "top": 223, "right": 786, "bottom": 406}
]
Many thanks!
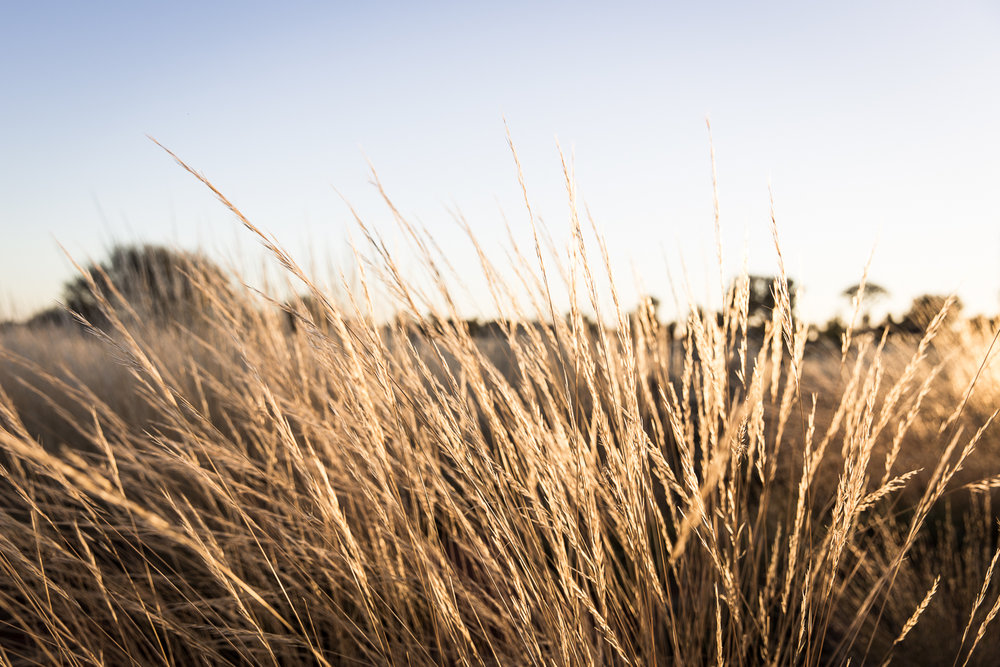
[{"left": 2, "top": 163, "right": 1000, "bottom": 665}]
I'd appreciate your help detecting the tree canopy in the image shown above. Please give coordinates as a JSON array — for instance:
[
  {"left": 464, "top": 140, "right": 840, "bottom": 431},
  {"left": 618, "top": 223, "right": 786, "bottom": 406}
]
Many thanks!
[
  {"left": 61, "top": 244, "right": 228, "bottom": 328},
  {"left": 744, "top": 274, "right": 797, "bottom": 329},
  {"left": 841, "top": 282, "right": 889, "bottom": 302},
  {"left": 899, "top": 293, "right": 963, "bottom": 332}
]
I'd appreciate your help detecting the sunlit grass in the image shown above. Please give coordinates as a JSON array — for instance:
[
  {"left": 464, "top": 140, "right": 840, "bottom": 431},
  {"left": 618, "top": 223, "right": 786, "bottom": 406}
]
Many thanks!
[{"left": 1, "top": 156, "right": 999, "bottom": 665}]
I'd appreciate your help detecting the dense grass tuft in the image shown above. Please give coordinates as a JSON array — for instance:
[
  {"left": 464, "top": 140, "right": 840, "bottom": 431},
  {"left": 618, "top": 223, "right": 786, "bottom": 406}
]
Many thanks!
[{"left": 2, "top": 161, "right": 1000, "bottom": 665}]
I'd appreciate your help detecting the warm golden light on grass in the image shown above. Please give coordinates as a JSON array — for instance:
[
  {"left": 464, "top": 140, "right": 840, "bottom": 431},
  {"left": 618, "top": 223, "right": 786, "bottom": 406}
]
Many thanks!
[{"left": 1, "top": 154, "right": 999, "bottom": 665}]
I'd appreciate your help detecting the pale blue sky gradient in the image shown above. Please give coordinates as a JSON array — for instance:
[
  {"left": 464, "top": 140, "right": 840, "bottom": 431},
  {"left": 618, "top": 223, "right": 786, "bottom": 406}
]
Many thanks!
[{"left": 2, "top": 1, "right": 998, "bottom": 323}]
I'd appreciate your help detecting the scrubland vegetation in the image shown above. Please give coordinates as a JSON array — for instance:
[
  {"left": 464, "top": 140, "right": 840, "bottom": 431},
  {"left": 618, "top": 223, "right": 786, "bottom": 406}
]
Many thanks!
[{"left": 2, "top": 157, "right": 1000, "bottom": 666}]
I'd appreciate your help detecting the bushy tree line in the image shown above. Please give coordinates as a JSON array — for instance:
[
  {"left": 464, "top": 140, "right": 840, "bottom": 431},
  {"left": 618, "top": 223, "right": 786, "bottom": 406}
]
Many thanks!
[{"left": 19, "top": 251, "right": 978, "bottom": 347}]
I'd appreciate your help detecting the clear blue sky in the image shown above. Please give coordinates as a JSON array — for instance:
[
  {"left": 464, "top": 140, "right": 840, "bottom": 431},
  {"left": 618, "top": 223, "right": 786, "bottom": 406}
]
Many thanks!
[{"left": 2, "top": 1, "right": 998, "bottom": 324}]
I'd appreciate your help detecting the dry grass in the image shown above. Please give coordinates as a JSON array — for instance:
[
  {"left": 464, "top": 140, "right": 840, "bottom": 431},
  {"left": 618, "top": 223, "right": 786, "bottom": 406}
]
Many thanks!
[{"left": 1, "top": 159, "right": 1000, "bottom": 666}]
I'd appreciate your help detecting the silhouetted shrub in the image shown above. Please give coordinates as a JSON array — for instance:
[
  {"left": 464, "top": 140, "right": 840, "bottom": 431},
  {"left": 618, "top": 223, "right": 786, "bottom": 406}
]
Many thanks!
[{"left": 60, "top": 244, "right": 229, "bottom": 328}]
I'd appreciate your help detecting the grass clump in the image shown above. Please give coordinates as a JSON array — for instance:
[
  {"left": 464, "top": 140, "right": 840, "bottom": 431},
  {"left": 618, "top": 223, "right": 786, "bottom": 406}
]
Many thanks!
[{"left": 1, "top": 153, "right": 999, "bottom": 665}]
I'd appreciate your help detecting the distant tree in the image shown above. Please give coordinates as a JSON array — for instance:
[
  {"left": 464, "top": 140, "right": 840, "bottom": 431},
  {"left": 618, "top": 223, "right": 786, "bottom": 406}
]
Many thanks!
[
  {"left": 841, "top": 282, "right": 889, "bottom": 329},
  {"left": 60, "top": 244, "right": 228, "bottom": 328},
  {"left": 842, "top": 281, "right": 888, "bottom": 303},
  {"left": 899, "top": 294, "right": 963, "bottom": 334},
  {"left": 744, "top": 275, "right": 797, "bottom": 330}
]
